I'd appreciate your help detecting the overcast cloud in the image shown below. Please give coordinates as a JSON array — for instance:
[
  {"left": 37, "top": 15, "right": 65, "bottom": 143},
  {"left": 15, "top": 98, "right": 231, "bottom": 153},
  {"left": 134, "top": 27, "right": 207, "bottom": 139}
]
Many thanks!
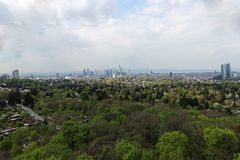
[{"left": 0, "top": 0, "right": 240, "bottom": 72}]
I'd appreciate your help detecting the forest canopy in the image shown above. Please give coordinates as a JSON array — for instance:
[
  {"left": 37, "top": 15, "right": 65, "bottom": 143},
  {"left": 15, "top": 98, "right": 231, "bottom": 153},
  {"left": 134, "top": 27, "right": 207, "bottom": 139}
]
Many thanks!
[{"left": 0, "top": 78, "right": 240, "bottom": 160}]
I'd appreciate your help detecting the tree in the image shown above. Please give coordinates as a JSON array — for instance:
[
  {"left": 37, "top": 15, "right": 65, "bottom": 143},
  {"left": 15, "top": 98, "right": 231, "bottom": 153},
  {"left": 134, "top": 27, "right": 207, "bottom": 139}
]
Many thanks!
[
  {"left": 95, "top": 89, "right": 108, "bottom": 100},
  {"left": 14, "top": 143, "right": 72, "bottom": 160},
  {"left": 76, "top": 153, "right": 93, "bottom": 160},
  {"left": 203, "top": 127, "right": 238, "bottom": 160},
  {"left": 0, "top": 137, "right": 12, "bottom": 150},
  {"left": 0, "top": 100, "right": 7, "bottom": 110},
  {"left": 23, "top": 92, "right": 35, "bottom": 108},
  {"left": 180, "top": 121, "right": 205, "bottom": 160},
  {"left": 24, "top": 142, "right": 38, "bottom": 153},
  {"left": 234, "top": 153, "right": 240, "bottom": 160},
  {"left": 30, "top": 88, "right": 38, "bottom": 96},
  {"left": 116, "top": 140, "right": 142, "bottom": 160},
  {"left": 61, "top": 121, "right": 91, "bottom": 149},
  {"left": 10, "top": 144, "right": 22, "bottom": 157},
  {"left": 156, "top": 131, "right": 188, "bottom": 160},
  {"left": 141, "top": 149, "right": 155, "bottom": 160},
  {"left": 8, "top": 90, "right": 21, "bottom": 106},
  {"left": 80, "top": 91, "right": 89, "bottom": 100},
  {"left": 0, "top": 90, "right": 9, "bottom": 110},
  {"left": 126, "top": 111, "right": 160, "bottom": 147},
  {"left": 45, "top": 155, "right": 61, "bottom": 160}
]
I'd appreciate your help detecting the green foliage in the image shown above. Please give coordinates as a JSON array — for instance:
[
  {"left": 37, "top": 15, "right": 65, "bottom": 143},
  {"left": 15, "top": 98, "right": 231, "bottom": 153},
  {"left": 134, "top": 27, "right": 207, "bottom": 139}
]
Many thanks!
[
  {"left": 0, "top": 90, "right": 10, "bottom": 100},
  {"left": 0, "top": 127, "right": 29, "bottom": 156},
  {"left": 10, "top": 144, "right": 22, "bottom": 157},
  {"left": 61, "top": 121, "right": 91, "bottom": 149},
  {"left": 24, "top": 142, "right": 38, "bottom": 153},
  {"left": 141, "top": 149, "right": 155, "bottom": 160},
  {"left": 116, "top": 140, "right": 142, "bottom": 160},
  {"left": 8, "top": 89, "right": 21, "bottom": 106},
  {"left": 45, "top": 155, "right": 61, "bottom": 160},
  {"left": 92, "top": 105, "right": 127, "bottom": 125},
  {"left": 0, "top": 137, "right": 12, "bottom": 150},
  {"left": 126, "top": 111, "right": 160, "bottom": 147},
  {"left": 23, "top": 92, "right": 35, "bottom": 108},
  {"left": 2, "top": 79, "right": 240, "bottom": 160},
  {"left": 76, "top": 153, "right": 93, "bottom": 160},
  {"left": 49, "top": 133, "right": 66, "bottom": 145},
  {"left": 14, "top": 143, "right": 71, "bottom": 160},
  {"left": 203, "top": 127, "right": 239, "bottom": 160},
  {"left": 234, "top": 153, "right": 240, "bottom": 160},
  {"left": 80, "top": 91, "right": 89, "bottom": 100},
  {"left": 156, "top": 131, "right": 188, "bottom": 160},
  {"left": 89, "top": 95, "right": 97, "bottom": 106}
]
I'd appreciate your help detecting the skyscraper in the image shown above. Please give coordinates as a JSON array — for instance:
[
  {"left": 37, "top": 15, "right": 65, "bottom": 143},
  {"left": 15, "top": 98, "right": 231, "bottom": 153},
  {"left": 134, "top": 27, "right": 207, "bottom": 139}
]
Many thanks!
[
  {"left": 87, "top": 68, "right": 90, "bottom": 76},
  {"left": 12, "top": 69, "right": 20, "bottom": 79},
  {"left": 221, "top": 63, "right": 231, "bottom": 80},
  {"left": 119, "top": 65, "right": 123, "bottom": 75},
  {"left": 83, "top": 69, "right": 87, "bottom": 77}
]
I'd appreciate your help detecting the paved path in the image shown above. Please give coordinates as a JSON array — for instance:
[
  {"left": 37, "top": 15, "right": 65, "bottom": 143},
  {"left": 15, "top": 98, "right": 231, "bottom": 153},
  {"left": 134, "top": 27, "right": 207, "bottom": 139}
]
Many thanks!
[{"left": 18, "top": 104, "right": 44, "bottom": 122}]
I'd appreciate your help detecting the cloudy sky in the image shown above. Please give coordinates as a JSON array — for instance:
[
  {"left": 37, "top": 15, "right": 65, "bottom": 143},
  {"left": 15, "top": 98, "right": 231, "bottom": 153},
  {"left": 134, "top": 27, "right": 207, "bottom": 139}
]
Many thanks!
[{"left": 0, "top": 0, "right": 240, "bottom": 72}]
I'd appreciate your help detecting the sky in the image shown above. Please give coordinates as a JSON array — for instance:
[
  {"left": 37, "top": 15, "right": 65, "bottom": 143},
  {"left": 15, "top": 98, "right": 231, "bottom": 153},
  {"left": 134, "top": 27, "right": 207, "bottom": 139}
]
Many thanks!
[{"left": 0, "top": 0, "right": 240, "bottom": 72}]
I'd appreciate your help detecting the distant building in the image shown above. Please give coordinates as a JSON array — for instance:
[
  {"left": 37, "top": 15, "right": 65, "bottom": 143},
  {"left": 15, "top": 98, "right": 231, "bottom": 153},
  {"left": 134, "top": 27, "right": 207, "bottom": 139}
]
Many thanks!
[
  {"left": 119, "top": 65, "right": 123, "bottom": 75},
  {"left": 233, "top": 73, "right": 238, "bottom": 78},
  {"left": 127, "top": 69, "right": 131, "bottom": 75},
  {"left": 94, "top": 69, "right": 98, "bottom": 77},
  {"left": 150, "top": 70, "right": 153, "bottom": 75},
  {"left": 12, "top": 70, "right": 19, "bottom": 79},
  {"left": 213, "top": 74, "right": 222, "bottom": 80},
  {"left": 83, "top": 69, "right": 87, "bottom": 76},
  {"left": 221, "top": 63, "right": 231, "bottom": 80},
  {"left": 0, "top": 74, "right": 9, "bottom": 80},
  {"left": 87, "top": 68, "right": 90, "bottom": 76},
  {"left": 145, "top": 68, "right": 149, "bottom": 75},
  {"left": 170, "top": 72, "right": 173, "bottom": 77}
]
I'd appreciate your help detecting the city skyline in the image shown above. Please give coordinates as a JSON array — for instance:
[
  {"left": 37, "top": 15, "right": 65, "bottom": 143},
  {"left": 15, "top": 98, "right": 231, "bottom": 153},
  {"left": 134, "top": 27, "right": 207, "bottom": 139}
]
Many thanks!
[
  {"left": 1, "top": 64, "right": 240, "bottom": 76},
  {"left": 1, "top": 63, "right": 240, "bottom": 83},
  {"left": 0, "top": 63, "right": 238, "bottom": 78},
  {"left": 0, "top": 0, "right": 240, "bottom": 72}
]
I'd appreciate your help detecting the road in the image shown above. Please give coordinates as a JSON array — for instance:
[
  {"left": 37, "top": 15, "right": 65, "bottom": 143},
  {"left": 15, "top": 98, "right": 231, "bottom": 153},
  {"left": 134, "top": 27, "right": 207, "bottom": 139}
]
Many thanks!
[{"left": 18, "top": 104, "right": 44, "bottom": 122}]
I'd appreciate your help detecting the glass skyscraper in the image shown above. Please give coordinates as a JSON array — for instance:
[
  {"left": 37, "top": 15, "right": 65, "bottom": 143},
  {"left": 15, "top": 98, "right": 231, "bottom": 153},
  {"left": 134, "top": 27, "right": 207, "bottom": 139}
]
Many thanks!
[{"left": 221, "top": 63, "right": 231, "bottom": 80}]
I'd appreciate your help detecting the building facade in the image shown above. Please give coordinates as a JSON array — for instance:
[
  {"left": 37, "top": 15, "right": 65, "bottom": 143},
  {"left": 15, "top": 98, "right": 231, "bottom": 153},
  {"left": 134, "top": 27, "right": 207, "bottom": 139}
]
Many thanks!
[
  {"left": 221, "top": 63, "right": 231, "bottom": 80},
  {"left": 12, "top": 69, "right": 20, "bottom": 79}
]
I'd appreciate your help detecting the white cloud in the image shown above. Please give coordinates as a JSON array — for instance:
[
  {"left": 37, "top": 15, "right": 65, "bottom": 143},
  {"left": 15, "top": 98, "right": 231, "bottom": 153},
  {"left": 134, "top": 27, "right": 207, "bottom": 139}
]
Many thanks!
[{"left": 0, "top": 0, "right": 240, "bottom": 72}]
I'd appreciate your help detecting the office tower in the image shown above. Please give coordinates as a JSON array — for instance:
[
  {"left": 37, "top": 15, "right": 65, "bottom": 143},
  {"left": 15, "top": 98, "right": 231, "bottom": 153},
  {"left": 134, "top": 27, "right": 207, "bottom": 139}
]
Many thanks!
[
  {"left": 12, "top": 69, "right": 20, "bottom": 79},
  {"left": 221, "top": 63, "right": 231, "bottom": 80},
  {"left": 87, "top": 68, "right": 89, "bottom": 76},
  {"left": 127, "top": 69, "right": 131, "bottom": 75},
  {"left": 83, "top": 69, "right": 86, "bottom": 76},
  {"left": 94, "top": 69, "right": 98, "bottom": 77},
  {"left": 170, "top": 72, "right": 173, "bottom": 77},
  {"left": 145, "top": 67, "right": 149, "bottom": 75},
  {"left": 150, "top": 70, "right": 153, "bottom": 75},
  {"left": 119, "top": 65, "right": 123, "bottom": 75}
]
